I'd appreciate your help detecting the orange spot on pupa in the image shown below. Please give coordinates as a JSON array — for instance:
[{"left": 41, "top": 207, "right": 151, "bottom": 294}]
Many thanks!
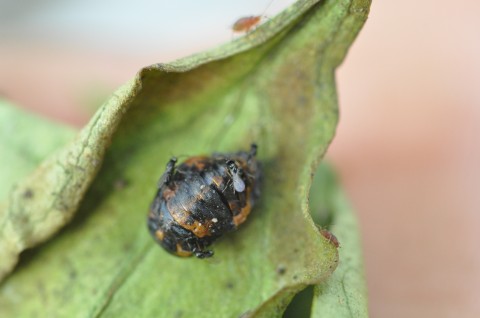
[
  {"left": 176, "top": 244, "right": 193, "bottom": 257},
  {"left": 233, "top": 187, "right": 252, "bottom": 226},
  {"left": 155, "top": 230, "right": 165, "bottom": 241}
]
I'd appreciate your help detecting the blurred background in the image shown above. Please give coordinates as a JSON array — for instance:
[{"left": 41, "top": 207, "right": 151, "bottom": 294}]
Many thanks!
[{"left": 1, "top": 0, "right": 479, "bottom": 316}]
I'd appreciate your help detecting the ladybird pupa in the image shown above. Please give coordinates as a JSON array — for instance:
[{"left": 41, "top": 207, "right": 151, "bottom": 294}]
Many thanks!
[{"left": 148, "top": 144, "right": 261, "bottom": 258}]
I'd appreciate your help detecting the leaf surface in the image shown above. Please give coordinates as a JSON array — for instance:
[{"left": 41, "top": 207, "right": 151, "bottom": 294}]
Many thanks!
[
  {"left": 0, "top": 99, "right": 75, "bottom": 279},
  {"left": 309, "top": 164, "right": 369, "bottom": 317},
  {"left": 0, "top": 0, "right": 371, "bottom": 316}
]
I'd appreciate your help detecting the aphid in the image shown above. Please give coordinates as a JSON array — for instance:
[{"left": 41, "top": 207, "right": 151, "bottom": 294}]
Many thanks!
[
  {"left": 231, "top": 0, "right": 275, "bottom": 33},
  {"left": 148, "top": 144, "right": 261, "bottom": 258},
  {"left": 232, "top": 16, "right": 262, "bottom": 33},
  {"left": 319, "top": 228, "right": 340, "bottom": 248}
]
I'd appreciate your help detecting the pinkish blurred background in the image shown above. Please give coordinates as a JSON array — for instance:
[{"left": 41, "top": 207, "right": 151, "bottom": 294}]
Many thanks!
[{"left": 1, "top": 0, "right": 479, "bottom": 317}]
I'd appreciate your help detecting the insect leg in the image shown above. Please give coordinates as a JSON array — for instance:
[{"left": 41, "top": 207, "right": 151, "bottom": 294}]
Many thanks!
[
  {"left": 157, "top": 157, "right": 177, "bottom": 188},
  {"left": 188, "top": 239, "right": 214, "bottom": 259},
  {"left": 248, "top": 144, "right": 257, "bottom": 162}
]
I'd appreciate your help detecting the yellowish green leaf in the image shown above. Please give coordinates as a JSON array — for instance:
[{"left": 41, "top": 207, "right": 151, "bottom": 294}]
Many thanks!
[
  {"left": 0, "top": 0, "right": 371, "bottom": 316},
  {"left": 310, "top": 164, "right": 369, "bottom": 317}
]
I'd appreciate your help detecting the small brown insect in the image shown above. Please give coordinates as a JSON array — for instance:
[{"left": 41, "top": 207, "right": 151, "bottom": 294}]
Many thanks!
[
  {"left": 319, "top": 229, "right": 340, "bottom": 248},
  {"left": 232, "top": 16, "right": 262, "bottom": 33},
  {"left": 231, "top": 0, "right": 276, "bottom": 33}
]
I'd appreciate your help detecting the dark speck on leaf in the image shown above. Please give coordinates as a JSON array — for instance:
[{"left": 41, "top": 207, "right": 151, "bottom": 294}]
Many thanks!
[
  {"left": 69, "top": 269, "right": 77, "bottom": 279},
  {"left": 23, "top": 188, "right": 34, "bottom": 199},
  {"left": 175, "top": 310, "right": 183, "bottom": 318},
  {"left": 276, "top": 265, "right": 287, "bottom": 275},
  {"left": 114, "top": 178, "right": 129, "bottom": 190}
]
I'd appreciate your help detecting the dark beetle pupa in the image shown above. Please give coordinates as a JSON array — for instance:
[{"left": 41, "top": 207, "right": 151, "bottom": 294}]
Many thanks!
[{"left": 147, "top": 144, "right": 261, "bottom": 258}]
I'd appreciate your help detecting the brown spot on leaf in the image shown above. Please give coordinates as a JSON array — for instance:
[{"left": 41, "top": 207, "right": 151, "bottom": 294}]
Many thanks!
[
  {"left": 23, "top": 188, "right": 34, "bottom": 199},
  {"left": 276, "top": 265, "right": 287, "bottom": 275},
  {"left": 114, "top": 178, "right": 129, "bottom": 190}
]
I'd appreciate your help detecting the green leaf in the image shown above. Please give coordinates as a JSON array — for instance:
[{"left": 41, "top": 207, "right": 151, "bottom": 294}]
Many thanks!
[
  {"left": 0, "top": 99, "right": 76, "bottom": 201},
  {"left": 0, "top": 99, "right": 76, "bottom": 278},
  {"left": 0, "top": 0, "right": 371, "bottom": 316},
  {"left": 310, "top": 164, "right": 369, "bottom": 317},
  {"left": 0, "top": 81, "right": 135, "bottom": 280}
]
